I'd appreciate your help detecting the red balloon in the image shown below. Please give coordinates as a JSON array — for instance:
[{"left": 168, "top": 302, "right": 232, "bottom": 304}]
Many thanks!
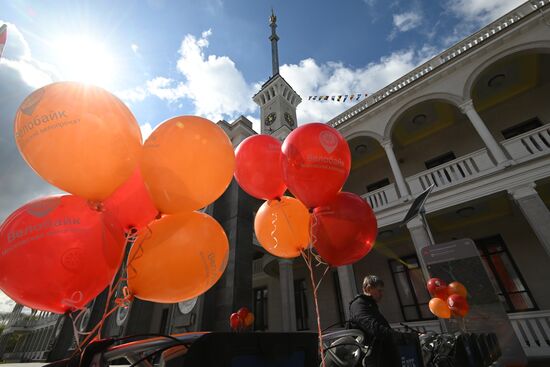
[
  {"left": 230, "top": 312, "right": 242, "bottom": 330},
  {"left": 0, "top": 195, "right": 125, "bottom": 314},
  {"left": 234, "top": 135, "right": 286, "bottom": 200},
  {"left": 281, "top": 123, "right": 351, "bottom": 209},
  {"left": 448, "top": 294, "right": 469, "bottom": 317},
  {"left": 311, "top": 192, "right": 377, "bottom": 266},
  {"left": 427, "top": 278, "right": 448, "bottom": 300},
  {"left": 237, "top": 306, "right": 250, "bottom": 321},
  {"left": 103, "top": 168, "right": 159, "bottom": 231}
]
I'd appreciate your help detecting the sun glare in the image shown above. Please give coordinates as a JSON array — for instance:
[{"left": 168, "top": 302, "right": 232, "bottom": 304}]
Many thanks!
[{"left": 53, "top": 36, "right": 117, "bottom": 88}]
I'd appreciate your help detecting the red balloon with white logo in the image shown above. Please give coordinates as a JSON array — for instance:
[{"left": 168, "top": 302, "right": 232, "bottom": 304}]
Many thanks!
[
  {"left": 311, "top": 192, "right": 377, "bottom": 266},
  {"left": 427, "top": 278, "right": 448, "bottom": 300},
  {"left": 234, "top": 135, "right": 286, "bottom": 200},
  {"left": 281, "top": 123, "right": 351, "bottom": 209},
  {"left": 0, "top": 195, "right": 125, "bottom": 314}
]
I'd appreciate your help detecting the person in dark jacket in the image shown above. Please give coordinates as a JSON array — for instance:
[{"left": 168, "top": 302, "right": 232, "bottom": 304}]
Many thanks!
[{"left": 348, "top": 275, "right": 403, "bottom": 366}]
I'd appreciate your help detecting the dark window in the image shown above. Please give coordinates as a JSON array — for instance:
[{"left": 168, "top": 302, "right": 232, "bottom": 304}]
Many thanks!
[
  {"left": 424, "top": 151, "right": 456, "bottom": 169},
  {"left": 159, "top": 308, "right": 169, "bottom": 334},
  {"left": 366, "top": 178, "right": 390, "bottom": 193},
  {"left": 501, "top": 118, "right": 543, "bottom": 140},
  {"left": 253, "top": 287, "right": 268, "bottom": 331},
  {"left": 294, "top": 279, "right": 309, "bottom": 330},
  {"left": 389, "top": 255, "right": 434, "bottom": 321},
  {"left": 474, "top": 235, "right": 537, "bottom": 312}
]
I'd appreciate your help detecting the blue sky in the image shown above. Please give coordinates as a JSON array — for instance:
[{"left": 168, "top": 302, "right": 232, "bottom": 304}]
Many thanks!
[{"left": 0, "top": 0, "right": 526, "bottom": 312}]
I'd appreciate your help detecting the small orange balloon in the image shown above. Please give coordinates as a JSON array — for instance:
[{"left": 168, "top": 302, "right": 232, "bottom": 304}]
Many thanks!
[
  {"left": 140, "top": 116, "right": 235, "bottom": 214},
  {"left": 127, "top": 212, "right": 229, "bottom": 303},
  {"left": 429, "top": 298, "right": 451, "bottom": 319},
  {"left": 254, "top": 196, "right": 310, "bottom": 258},
  {"left": 447, "top": 281, "right": 467, "bottom": 298},
  {"left": 14, "top": 82, "right": 142, "bottom": 201},
  {"left": 244, "top": 313, "right": 255, "bottom": 328}
]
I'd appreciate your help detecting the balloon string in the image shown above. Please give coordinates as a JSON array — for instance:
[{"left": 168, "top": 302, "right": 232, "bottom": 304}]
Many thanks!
[
  {"left": 68, "top": 313, "right": 83, "bottom": 354},
  {"left": 301, "top": 247, "right": 326, "bottom": 367},
  {"left": 73, "top": 233, "right": 135, "bottom": 352},
  {"left": 126, "top": 224, "right": 153, "bottom": 277},
  {"left": 271, "top": 212, "right": 278, "bottom": 249}
]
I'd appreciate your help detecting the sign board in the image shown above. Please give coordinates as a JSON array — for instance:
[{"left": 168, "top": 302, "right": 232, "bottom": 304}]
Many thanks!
[{"left": 422, "top": 239, "right": 527, "bottom": 366}]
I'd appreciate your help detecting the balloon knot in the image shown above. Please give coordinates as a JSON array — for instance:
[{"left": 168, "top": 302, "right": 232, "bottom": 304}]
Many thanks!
[
  {"left": 88, "top": 200, "right": 105, "bottom": 212},
  {"left": 115, "top": 286, "right": 134, "bottom": 307}
]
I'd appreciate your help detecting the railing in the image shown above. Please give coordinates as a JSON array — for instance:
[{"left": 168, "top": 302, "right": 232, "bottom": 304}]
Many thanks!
[
  {"left": 361, "top": 183, "right": 399, "bottom": 211},
  {"left": 502, "top": 124, "right": 550, "bottom": 162},
  {"left": 328, "top": 1, "right": 550, "bottom": 129},
  {"left": 509, "top": 310, "right": 550, "bottom": 358},
  {"left": 390, "top": 310, "right": 550, "bottom": 358},
  {"left": 406, "top": 148, "right": 496, "bottom": 195},
  {"left": 391, "top": 319, "right": 442, "bottom": 334}
]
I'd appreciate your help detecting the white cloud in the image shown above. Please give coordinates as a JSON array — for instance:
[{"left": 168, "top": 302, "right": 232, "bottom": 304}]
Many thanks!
[
  {"left": 174, "top": 29, "right": 256, "bottom": 121},
  {"left": 146, "top": 76, "right": 187, "bottom": 102},
  {"left": 393, "top": 11, "right": 423, "bottom": 32},
  {"left": 0, "top": 292, "right": 15, "bottom": 313},
  {"left": 116, "top": 86, "right": 148, "bottom": 103},
  {"left": 131, "top": 43, "right": 139, "bottom": 54},
  {"left": 140, "top": 122, "right": 154, "bottom": 140},
  {"left": 448, "top": 0, "right": 525, "bottom": 24}
]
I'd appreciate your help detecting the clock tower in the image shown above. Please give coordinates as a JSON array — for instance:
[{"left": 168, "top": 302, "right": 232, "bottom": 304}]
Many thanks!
[{"left": 253, "top": 9, "right": 301, "bottom": 141}]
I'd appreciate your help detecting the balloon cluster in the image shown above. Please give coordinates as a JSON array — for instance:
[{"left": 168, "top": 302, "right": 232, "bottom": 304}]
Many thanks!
[
  {"left": 234, "top": 123, "right": 377, "bottom": 266},
  {"left": 230, "top": 307, "right": 254, "bottom": 331},
  {"left": 0, "top": 82, "right": 232, "bottom": 313},
  {"left": 427, "top": 278, "right": 470, "bottom": 319}
]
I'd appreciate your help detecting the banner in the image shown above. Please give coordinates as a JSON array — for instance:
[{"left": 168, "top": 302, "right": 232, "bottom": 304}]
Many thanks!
[{"left": 308, "top": 93, "right": 368, "bottom": 102}]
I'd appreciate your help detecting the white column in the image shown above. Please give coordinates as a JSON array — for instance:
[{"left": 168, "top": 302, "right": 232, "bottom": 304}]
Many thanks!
[
  {"left": 508, "top": 183, "right": 550, "bottom": 259},
  {"left": 337, "top": 266, "right": 358, "bottom": 320},
  {"left": 278, "top": 259, "right": 297, "bottom": 331},
  {"left": 459, "top": 99, "right": 509, "bottom": 166},
  {"left": 406, "top": 216, "right": 432, "bottom": 280},
  {"left": 381, "top": 139, "right": 410, "bottom": 198}
]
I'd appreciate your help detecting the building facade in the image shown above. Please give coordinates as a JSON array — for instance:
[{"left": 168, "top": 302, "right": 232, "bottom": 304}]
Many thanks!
[{"left": 2, "top": 1, "right": 550, "bottom": 363}]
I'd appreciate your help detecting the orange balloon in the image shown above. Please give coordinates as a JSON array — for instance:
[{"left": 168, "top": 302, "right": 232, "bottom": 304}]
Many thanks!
[
  {"left": 448, "top": 281, "right": 467, "bottom": 298},
  {"left": 244, "top": 313, "right": 255, "bottom": 328},
  {"left": 14, "top": 82, "right": 142, "bottom": 201},
  {"left": 127, "top": 212, "right": 229, "bottom": 303},
  {"left": 140, "top": 116, "right": 235, "bottom": 214},
  {"left": 254, "top": 196, "right": 310, "bottom": 258},
  {"left": 429, "top": 298, "right": 451, "bottom": 319}
]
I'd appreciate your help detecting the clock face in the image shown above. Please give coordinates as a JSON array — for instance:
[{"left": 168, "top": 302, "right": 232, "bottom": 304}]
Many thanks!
[
  {"left": 265, "top": 112, "right": 277, "bottom": 126},
  {"left": 284, "top": 112, "right": 295, "bottom": 126}
]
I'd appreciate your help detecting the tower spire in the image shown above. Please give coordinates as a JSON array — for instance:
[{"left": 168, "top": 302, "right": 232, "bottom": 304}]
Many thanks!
[{"left": 269, "top": 8, "right": 280, "bottom": 76}]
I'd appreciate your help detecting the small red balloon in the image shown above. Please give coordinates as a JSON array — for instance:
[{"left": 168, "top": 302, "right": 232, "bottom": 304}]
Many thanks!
[
  {"left": 234, "top": 135, "right": 286, "bottom": 200},
  {"left": 230, "top": 313, "right": 242, "bottom": 330},
  {"left": 427, "top": 278, "right": 448, "bottom": 300},
  {"left": 103, "top": 168, "right": 159, "bottom": 231},
  {"left": 311, "top": 192, "right": 377, "bottom": 266},
  {"left": 281, "top": 123, "right": 351, "bottom": 209},
  {"left": 448, "top": 294, "right": 469, "bottom": 317},
  {"left": 0, "top": 195, "right": 125, "bottom": 313},
  {"left": 237, "top": 306, "right": 250, "bottom": 321}
]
